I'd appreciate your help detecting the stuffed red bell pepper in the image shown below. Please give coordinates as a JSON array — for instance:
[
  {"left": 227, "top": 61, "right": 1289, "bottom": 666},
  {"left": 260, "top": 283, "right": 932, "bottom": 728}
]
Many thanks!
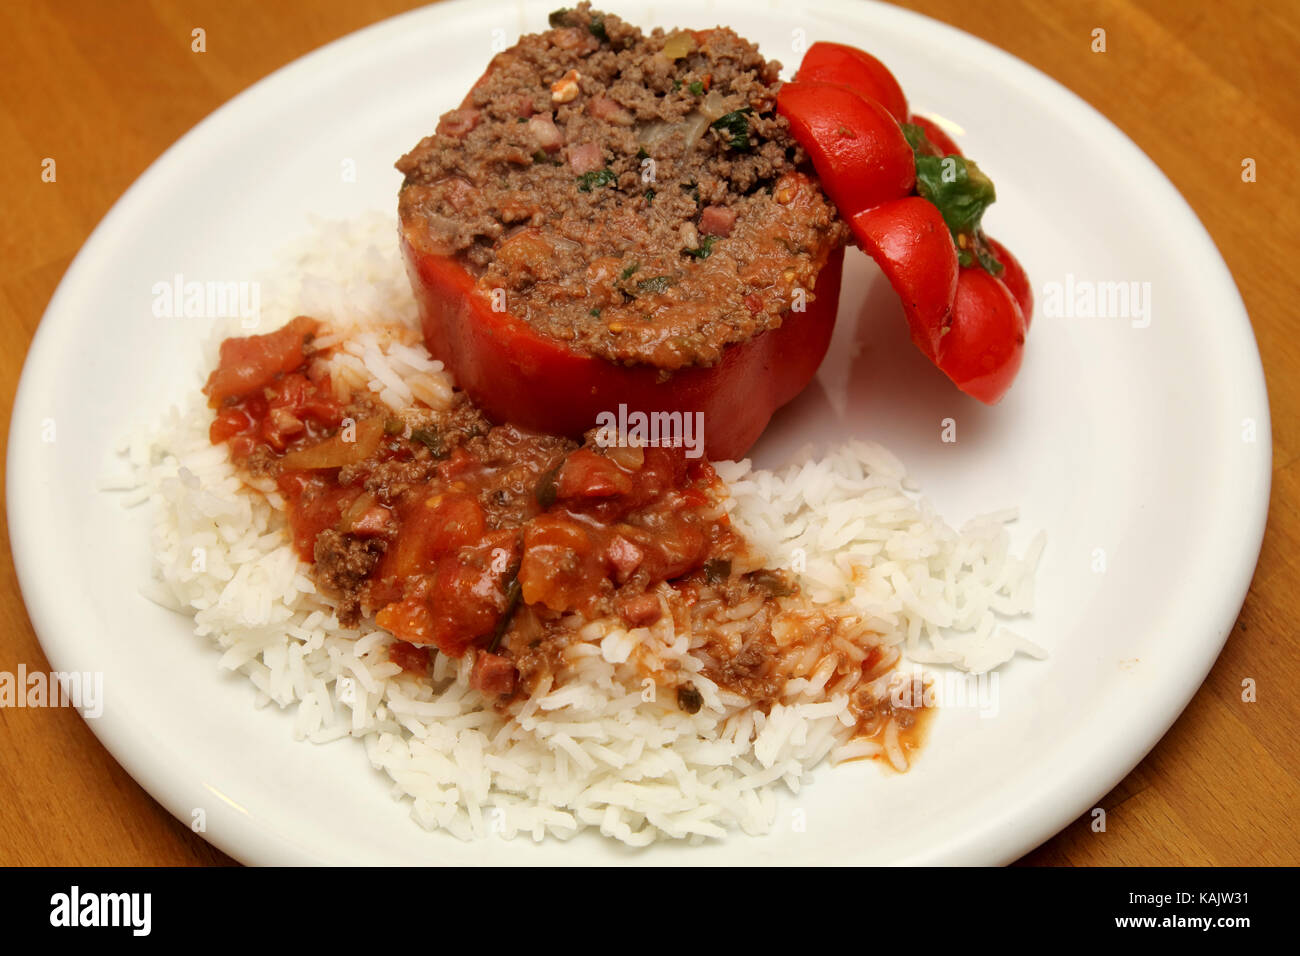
[{"left": 396, "top": 7, "right": 848, "bottom": 461}]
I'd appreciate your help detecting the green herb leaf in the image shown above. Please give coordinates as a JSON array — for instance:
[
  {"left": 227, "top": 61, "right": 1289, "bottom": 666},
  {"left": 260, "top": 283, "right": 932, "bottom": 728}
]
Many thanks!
[
  {"left": 576, "top": 167, "right": 617, "bottom": 192},
  {"left": 703, "top": 557, "right": 731, "bottom": 583},
  {"left": 486, "top": 569, "right": 522, "bottom": 654},
  {"left": 684, "top": 235, "right": 716, "bottom": 260},
  {"left": 900, "top": 122, "right": 937, "bottom": 156},
  {"left": 748, "top": 569, "right": 795, "bottom": 598},
  {"left": 902, "top": 122, "right": 1003, "bottom": 276},
  {"left": 643, "top": 188, "right": 656, "bottom": 204},
  {"left": 676, "top": 683, "right": 704, "bottom": 714},
  {"left": 547, "top": 8, "right": 572, "bottom": 28},
  {"left": 711, "top": 109, "right": 753, "bottom": 152},
  {"left": 410, "top": 427, "right": 447, "bottom": 459},
  {"left": 620, "top": 261, "right": 640, "bottom": 280},
  {"left": 635, "top": 275, "right": 674, "bottom": 294},
  {"left": 535, "top": 462, "right": 563, "bottom": 509},
  {"left": 688, "top": 80, "right": 704, "bottom": 96}
]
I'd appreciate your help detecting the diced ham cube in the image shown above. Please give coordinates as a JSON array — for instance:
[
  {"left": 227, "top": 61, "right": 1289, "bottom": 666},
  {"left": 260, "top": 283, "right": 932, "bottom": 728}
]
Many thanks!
[
  {"left": 528, "top": 114, "right": 564, "bottom": 152},
  {"left": 551, "top": 27, "right": 600, "bottom": 55},
  {"left": 441, "top": 176, "right": 479, "bottom": 212},
  {"left": 617, "top": 592, "right": 662, "bottom": 627},
  {"left": 470, "top": 651, "right": 518, "bottom": 697},
  {"left": 557, "top": 448, "right": 634, "bottom": 499},
  {"left": 567, "top": 142, "right": 604, "bottom": 174},
  {"left": 505, "top": 92, "right": 535, "bottom": 118},
  {"left": 699, "top": 205, "right": 737, "bottom": 237},
  {"left": 606, "top": 535, "right": 644, "bottom": 581},
  {"left": 349, "top": 505, "right": 394, "bottom": 537},
  {"left": 588, "top": 96, "right": 633, "bottom": 126},
  {"left": 436, "top": 107, "right": 481, "bottom": 138},
  {"left": 268, "top": 406, "right": 304, "bottom": 440}
]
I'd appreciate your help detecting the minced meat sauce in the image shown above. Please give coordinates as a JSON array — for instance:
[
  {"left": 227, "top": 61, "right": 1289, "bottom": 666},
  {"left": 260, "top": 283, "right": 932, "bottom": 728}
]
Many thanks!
[
  {"left": 203, "top": 317, "right": 926, "bottom": 757},
  {"left": 396, "top": 3, "right": 849, "bottom": 370}
]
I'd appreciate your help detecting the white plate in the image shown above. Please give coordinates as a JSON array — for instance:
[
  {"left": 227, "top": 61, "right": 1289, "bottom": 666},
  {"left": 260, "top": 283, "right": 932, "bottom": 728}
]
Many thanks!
[{"left": 7, "top": 0, "right": 1270, "bottom": 865}]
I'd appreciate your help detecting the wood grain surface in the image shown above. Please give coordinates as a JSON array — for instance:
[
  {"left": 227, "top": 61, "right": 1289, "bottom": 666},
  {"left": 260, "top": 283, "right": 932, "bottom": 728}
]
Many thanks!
[{"left": 1, "top": 0, "right": 1296, "bottom": 866}]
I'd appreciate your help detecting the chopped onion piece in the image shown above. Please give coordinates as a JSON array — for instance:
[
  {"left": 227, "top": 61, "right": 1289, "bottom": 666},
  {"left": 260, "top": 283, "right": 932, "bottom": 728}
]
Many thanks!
[
  {"left": 281, "top": 418, "right": 384, "bottom": 470},
  {"left": 680, "top": 112, "right": 711, "bottom": 153},
  {"left": 661, "top": 31, "right": 696, "bottom": 60},
  {"left": 698, "top": 90, "right": 729, "bottom": 122}
]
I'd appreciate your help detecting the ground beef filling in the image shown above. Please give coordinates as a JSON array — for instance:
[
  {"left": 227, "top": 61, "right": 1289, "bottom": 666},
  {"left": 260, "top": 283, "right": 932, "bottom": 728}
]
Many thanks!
[
  {"left": 313, "top": 530, "right": 384, "bottom": 625},
  {"left": 396, "top": 3, "right": 849, "bottom": 370}
]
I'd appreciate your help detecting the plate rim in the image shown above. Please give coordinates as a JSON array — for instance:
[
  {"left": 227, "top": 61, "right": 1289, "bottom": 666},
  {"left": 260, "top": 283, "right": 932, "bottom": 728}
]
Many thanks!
[{"left": 5, "top": 0, "right": 1272, "bottom": 866}]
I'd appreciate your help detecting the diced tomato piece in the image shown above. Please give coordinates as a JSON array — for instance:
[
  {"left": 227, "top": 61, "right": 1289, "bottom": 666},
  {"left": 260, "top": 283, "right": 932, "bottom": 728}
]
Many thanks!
[
  {"left": 641, "top": 446, "right": 690, "bottom": 490},
  {"left": 557, "top": 448, "right": 634, "bottom": 500},
  {"left": 207, "top": 352, "right": 344, "bottom": 462},
  {"left": 375, "top": 599, "right": 438, "bottom": 647},
  {"left": 685, "top": 459, "right": 717, "bottom": 484},
  {"left": 376, "top": 543, "right": 512, "bottom": 656},
  {"left": 378, "top": 493, "right": 487, "bottom": 581},
  {"left": 364, "top": 577, "right": 404, "bottom": 610},
  {"left": 269, "top": 372, "right": 345, "bottom": 427},
  {"left": 203, "top": 316, "right": 318, "bottom": 406},
  {"left": 389, "top": 642, "right": 430, "bottom": 674},
  {"left": 425, "top": 553, "right": 506, "bottom": 652},
  {"left": 519, "top": 515, "right": 600, "bottom": 612},
  {"left": 209, "top": 400, "right": 262, "bottom": 445}
]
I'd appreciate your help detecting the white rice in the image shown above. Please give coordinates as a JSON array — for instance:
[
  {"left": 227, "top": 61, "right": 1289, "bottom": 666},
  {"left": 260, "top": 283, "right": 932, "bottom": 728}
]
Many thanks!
[{"left": 111, "top": 212, "right": 1044, "bottom": 846}]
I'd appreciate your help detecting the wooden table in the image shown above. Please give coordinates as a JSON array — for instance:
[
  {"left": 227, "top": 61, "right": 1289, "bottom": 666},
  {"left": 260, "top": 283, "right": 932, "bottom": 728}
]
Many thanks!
[{"left": 1, "top": 0, "right": 1295, "bottom": 867}]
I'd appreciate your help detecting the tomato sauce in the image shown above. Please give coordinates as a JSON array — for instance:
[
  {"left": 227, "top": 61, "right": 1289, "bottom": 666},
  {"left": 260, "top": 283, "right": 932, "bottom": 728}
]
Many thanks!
[
  {"left": 204, "top": 320, "right": 741, "bottom": 696},
  {"left": 203, "top": 320, "right": 929, "bottom": 767}
]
